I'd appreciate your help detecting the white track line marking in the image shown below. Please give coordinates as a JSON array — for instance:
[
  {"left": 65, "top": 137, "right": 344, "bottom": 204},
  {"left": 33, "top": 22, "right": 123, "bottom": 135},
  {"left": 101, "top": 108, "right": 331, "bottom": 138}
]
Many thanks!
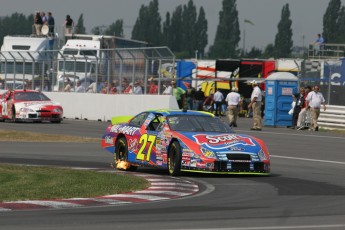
[
  {"left": 182, "top": 224, "right": 345, "bottom": 229},
  {"left": 271, "top": 155, "right": 345, "bottom": 165}
]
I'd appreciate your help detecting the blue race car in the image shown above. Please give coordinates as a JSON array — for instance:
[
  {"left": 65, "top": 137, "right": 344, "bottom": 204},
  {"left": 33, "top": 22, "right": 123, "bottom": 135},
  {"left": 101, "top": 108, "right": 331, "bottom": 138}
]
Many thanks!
[{"left": 101, "top": 110, "right": 270, "bottom": 176}]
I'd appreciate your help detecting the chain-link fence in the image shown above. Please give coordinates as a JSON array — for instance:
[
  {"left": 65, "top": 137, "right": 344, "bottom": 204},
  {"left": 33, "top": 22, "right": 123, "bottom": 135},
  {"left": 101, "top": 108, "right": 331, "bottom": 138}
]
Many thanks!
[{"left": 0, "top": 47, "right": 175, "bottom": 95}]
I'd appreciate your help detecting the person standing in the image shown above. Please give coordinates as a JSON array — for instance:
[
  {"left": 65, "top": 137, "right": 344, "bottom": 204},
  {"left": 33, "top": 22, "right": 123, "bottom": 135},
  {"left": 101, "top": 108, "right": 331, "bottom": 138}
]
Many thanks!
[
  {"left": 34, "top": 11, "right": 43, "bottom": 35},
  {"left": 248, "top": 80, "right": 263, "bottom": 131},
  {"left": 194, "top": 87, "right": 205, "bottom": 111},
  {"left": 47, "top": 12, "right": 55, "bottom": 35},
  {"left": 184, "top": 82, "right": 196, "bottom": 110},
  {"left": 314, "top": 33, "right": 324, "bottom": 56},
  {"left": 225, "top": 87, "right": 241, "bottom": 127},
  {"left": 213, "top": 88, "right": 224, "bottom": 116},
  {"left": 297, "top": 86, "right": 311, "bottom": 130},
  {"left": 162, "top": 81, "right": 172, "bottom": 95},
  {"left": 306, "top": 85, "right": 326, "bottom": 131},
  {"left": 172, "top": 81, "right": 186, "bottom": 109},
  {"left": 133, "top": 81, "right": 143, "bottom": 94},
  {"left": 64, "top": 15, "right": 74, "bottom": 34},
  {"left": 291, "top": 87, "right": 305, "bottom": 129}
]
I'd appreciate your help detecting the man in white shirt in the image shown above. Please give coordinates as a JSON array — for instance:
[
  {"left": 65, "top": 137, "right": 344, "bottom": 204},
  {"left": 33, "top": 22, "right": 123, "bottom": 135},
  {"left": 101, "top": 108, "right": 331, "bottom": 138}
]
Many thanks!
[
  {"left": 133, "top": 81, "right": 143, "bottom": 94},
  {"left": 225, "top": 87, "right": 241, "bottom": 127},
  {"left": 74, "top": 80, "right": 85, "bottom": 93},
  {"left": 248, "top": 80, "right": 263, "bottom": 131},
  {"left": 163, "top": 82, "right": 173, "bottom": 95},
  {"left": 306, "top": 85, "right": 326, "bottom": 131},
  {"left": 213, "top": 89, "right": 224, "bottom": 116}
]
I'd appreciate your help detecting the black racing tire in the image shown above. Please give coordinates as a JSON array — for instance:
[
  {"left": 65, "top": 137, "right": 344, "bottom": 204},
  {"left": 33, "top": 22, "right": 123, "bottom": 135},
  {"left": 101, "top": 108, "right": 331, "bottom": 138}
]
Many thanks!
[
  {"left": 168, "top": 141, "right": 182, "bottom": 176},
  {"left": 114, "top": 137, "right": 137, "bottom": 171}
]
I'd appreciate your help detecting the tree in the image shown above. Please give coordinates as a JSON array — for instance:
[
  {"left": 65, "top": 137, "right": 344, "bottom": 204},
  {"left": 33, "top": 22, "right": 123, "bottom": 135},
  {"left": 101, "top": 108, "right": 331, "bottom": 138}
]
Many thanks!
[
  {"left": 195, "top": 6, "right": 208, "bottom": 58},
  {"left": 323, "top": 0, "right": 341, "bottom": 43},
  {"left": 75, "top": 14, "right": 86, "bottom": 34},
  {"left": 170, "top": 5, "right": 184, "bottom": 52},
  {"left": 263, "top": 43, "right": 275, "bottom": 58},
  {"left": 162, "top": 12, "right": 173, "bottom": 48},
  {"left": 274, "top": 4, "right": 293, "bottom": 58},
  {"left": 181, "top": 0, "right": 197, "bottom": 57},
  {"left": 104, "top": 20, "right": 124, "bottom": 37},
  {"left": 91, "top": 26, "right": 104, "bottom": 35},
  {"left": 246, "top": 47, "right": 263, "bottom": 58},
  {"left": 337, "top": 6, "right": 345, "bottom": 43},
  {"left": 0, "top": 13, "right": 33, "bottom": 46},
  {"left": 131, "top": 0, "right": 162, "bottom": 46},
  {"left": 209, "top": 0, "right": 240, "bottom": 59}
]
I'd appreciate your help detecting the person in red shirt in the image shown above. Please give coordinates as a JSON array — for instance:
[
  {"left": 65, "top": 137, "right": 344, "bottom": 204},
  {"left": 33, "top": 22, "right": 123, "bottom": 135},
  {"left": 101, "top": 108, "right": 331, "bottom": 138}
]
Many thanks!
[{"left": 148, "top": 78, "right": 158, "bottom": 94}]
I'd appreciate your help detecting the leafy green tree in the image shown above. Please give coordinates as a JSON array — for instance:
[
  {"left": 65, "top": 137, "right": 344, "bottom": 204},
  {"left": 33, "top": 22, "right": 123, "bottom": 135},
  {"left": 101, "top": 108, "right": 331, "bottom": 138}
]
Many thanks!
[
  {"left": 75, "top": 14, "right": 86, "bottom": 34},
  {"left": 181, "top": 0, "right": 197, "bottom": 57},
  {"left": 336, "top": 6, "right": 345, "bottom": 43},
  {"left": 195, "top": 6, "right": 208, "bottom": 58},
  {"left": 105, "top": 20, "right": 124, "bottom": 37},
  {"left": 274, "top": 4, "right": 293, "bottom": 58},
  {"left": 132, "top": 5, "right": 148, "bottom": 41},
  {"left": 246, "top": 47, "right": 263, "bottom": 58},
  {"left": 209, "top": 0, "right": 240, "bottom": 59},
  {"left": 91, "top": 26, "right": 104, "bottom": 35},
  {"left": 131, "top": 0, "right": 162, "bottom": 46},
  {"left": 263, "top": 43, "right": 275, "bottom": 58},
  {"left": 170, "top": 5, "right": 184, "bottom": 52},
  {"left": 323, "top": 0, "right": 341, "bottom": 43},
  {"left": 0, "top": 13, "right": 33, "bottom": 46},
  {"left": 162, "top": 12, "right": 173, "bottom": 48}
]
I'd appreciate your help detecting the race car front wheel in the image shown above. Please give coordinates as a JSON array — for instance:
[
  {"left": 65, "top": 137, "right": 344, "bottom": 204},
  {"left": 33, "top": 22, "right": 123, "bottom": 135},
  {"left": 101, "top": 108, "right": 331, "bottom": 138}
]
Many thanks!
[
  {"left": 168, "top": 141, "right": 182, "bottom": 176},
  {"left": 114, "top": 137, "right": 137, "bottom": 171}
]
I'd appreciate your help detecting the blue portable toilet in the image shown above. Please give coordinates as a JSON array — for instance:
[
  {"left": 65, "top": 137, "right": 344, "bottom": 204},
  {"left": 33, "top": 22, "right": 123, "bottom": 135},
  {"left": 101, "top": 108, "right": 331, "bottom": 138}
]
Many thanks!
[
  {"left": 176, "top": 61, "right": 195, "bottom": 89},
  {"left": 264, "top": 72, "right": 298, "bottom": 127}
]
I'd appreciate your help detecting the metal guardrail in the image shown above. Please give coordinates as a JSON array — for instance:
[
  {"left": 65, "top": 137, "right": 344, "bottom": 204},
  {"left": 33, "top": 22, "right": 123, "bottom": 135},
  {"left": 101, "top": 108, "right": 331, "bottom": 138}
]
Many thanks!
[
  {"left": 308, "top": 43, "right": 345, "bottom": 59},
  {"left": 319, "top": 105, "right": 345, "bottom": 130}
]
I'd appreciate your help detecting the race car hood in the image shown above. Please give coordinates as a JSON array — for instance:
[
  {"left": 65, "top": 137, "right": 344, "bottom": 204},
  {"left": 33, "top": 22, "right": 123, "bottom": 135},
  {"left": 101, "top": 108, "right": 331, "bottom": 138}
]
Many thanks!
[
  {"left": 14, "top": 101, "right": 61, "bottom": 111},
  {"left": 174, "top": 131, "right": 264, "bottom": 154}
]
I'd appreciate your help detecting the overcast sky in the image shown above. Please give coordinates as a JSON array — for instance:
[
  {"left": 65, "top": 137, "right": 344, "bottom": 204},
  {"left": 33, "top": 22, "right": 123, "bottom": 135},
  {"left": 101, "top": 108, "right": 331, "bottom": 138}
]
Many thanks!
[{"left": 0, "top": 0, "right": 341, "bottom": 51}]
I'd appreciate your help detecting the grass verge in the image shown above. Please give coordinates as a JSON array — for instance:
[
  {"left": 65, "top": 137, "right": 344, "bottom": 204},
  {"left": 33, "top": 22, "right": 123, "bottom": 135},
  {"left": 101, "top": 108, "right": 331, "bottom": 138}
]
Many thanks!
[
  {"left": 0, "top": 163, "right": 150, "bottom": 202},
  {"left": 0, "top": 129, "right": 99, "bottom": 142}
]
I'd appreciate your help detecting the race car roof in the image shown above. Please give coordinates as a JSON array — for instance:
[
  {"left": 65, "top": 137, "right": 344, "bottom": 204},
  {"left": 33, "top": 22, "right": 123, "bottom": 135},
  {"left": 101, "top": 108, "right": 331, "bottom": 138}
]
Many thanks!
[{"left": 146, "top": 109, "right": 214, "bottom": 117}]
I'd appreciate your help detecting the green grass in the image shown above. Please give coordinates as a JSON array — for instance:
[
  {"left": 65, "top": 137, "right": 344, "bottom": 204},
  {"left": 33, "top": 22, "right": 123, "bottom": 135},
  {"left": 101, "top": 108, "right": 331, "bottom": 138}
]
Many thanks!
[
  {"left": 0, "top": 129, "right": 99, "bottom": 142},
  {"left": 0, "top": 164, "right": 150, "bottom": 202}
]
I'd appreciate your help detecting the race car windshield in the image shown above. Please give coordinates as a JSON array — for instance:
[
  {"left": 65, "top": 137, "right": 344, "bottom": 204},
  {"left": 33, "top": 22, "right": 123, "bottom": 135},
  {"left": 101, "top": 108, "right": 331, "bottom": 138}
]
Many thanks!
[
  {"left": 167, "top": 115, "right": 234, "bottom": 133},
  {"left": 14, "top": 92, "right": 50, "bottom": 101}
]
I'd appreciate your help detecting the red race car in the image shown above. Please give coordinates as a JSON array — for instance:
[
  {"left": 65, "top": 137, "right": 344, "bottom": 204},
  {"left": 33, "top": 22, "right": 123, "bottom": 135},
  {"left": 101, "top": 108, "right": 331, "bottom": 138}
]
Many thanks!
[{"left": 0, "top": 90, "right": 63, "bottom": 123}]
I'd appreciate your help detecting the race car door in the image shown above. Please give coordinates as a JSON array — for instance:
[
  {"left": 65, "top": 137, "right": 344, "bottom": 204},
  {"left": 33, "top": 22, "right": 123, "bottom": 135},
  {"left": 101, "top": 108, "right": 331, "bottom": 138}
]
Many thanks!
[{"left": 136, "top": 113, "right": 165, "bottom": 167}]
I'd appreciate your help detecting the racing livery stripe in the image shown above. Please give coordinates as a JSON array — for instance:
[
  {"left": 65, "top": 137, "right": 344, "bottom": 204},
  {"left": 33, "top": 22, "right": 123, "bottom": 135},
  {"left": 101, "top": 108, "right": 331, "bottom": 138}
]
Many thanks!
[{"left": 0, "top": 172, "right": 199, "bottom": 211}]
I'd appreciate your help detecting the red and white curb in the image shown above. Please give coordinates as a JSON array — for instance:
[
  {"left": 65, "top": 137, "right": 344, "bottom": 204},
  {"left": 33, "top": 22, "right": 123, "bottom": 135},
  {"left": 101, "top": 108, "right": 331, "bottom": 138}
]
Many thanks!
[{"left": 0, "top": 173, "right": 199, "bottom": 211}]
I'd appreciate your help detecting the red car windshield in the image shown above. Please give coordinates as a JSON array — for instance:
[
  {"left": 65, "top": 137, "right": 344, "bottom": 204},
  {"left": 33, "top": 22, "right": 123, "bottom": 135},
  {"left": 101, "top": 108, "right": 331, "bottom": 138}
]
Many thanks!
[{"left": 14, "top": 92, "right": 50, "bottom": 101}]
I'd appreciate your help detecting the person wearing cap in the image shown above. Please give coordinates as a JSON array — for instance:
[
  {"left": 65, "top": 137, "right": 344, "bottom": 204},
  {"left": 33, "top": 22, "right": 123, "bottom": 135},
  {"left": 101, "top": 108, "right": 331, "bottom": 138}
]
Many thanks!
[
  {"left": 248, "top": 80, "right": 263, "bottom": 131},
  {"left": 225, "top": 87, "right": 241, "bottom": 127}
]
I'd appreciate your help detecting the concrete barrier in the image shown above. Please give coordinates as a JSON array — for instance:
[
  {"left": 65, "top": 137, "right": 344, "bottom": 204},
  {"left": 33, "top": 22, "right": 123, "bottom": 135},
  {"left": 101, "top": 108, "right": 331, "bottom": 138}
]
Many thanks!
[
  {"left": 319, "top": 105, "right": 345, "bottom": 130},
  {"left": 0, "top": 90, "right": 179, "bottom": 121}
]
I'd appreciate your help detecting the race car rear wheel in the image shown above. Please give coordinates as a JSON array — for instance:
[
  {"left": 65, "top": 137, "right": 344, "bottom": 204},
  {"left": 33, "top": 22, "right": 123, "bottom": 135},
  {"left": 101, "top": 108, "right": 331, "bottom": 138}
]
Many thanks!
[
  {"left": 114, "top": 137, "right": 137, "bottom": 171},
  {"left": 168, "top": 141, "right": 182, "bottom": 176}
]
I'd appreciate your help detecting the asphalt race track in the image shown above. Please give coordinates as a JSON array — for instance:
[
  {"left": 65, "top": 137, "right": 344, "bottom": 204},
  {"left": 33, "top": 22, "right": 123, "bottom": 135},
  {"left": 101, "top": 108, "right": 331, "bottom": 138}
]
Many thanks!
[{"left": 0, "top": 118, "right": 345, "bottom": 230}]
